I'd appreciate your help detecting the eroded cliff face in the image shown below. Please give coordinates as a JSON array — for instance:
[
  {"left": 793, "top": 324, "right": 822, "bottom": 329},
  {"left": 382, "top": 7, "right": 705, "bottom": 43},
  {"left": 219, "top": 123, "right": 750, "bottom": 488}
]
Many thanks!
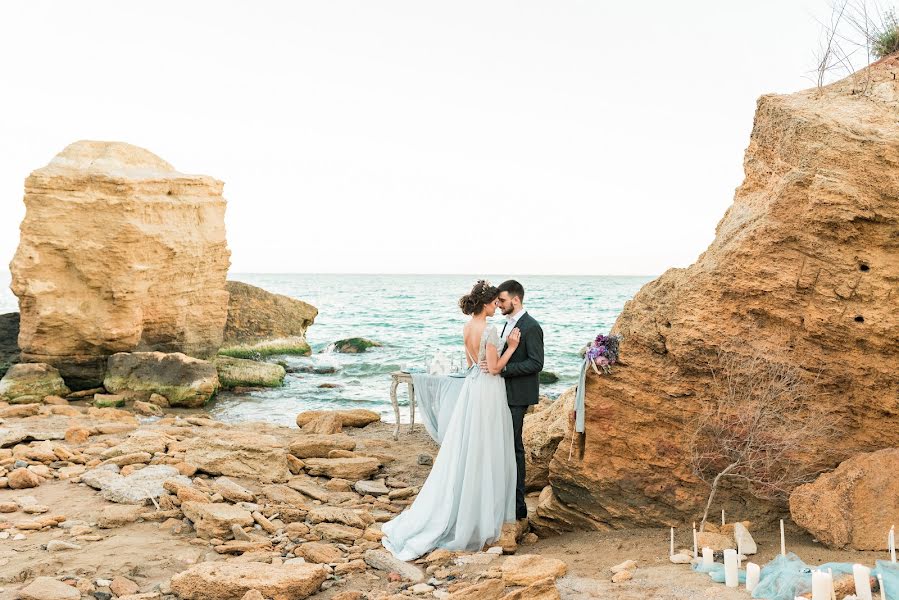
[
  {"left": 541, "top": 60, "right": 899, "bottom": 529},
  {"left": 10, "top": 141, "right": 231, "bottom": 389}
]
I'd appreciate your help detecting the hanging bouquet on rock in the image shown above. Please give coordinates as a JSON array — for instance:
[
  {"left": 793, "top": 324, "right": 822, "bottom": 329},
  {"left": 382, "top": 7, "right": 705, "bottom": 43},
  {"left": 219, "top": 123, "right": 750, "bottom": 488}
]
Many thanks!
[
  {"left": 570, "top": 332, "right": 622, "bottom": 460},
  {"left": 585, "top": 332, "right": 622, "bottom": 375}
]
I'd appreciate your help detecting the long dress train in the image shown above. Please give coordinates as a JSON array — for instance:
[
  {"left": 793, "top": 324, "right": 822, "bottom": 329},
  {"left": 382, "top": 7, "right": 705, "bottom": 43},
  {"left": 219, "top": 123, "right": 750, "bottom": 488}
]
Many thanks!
[{"left": 381, "top": 325, "right": 517, "bottom": 561}]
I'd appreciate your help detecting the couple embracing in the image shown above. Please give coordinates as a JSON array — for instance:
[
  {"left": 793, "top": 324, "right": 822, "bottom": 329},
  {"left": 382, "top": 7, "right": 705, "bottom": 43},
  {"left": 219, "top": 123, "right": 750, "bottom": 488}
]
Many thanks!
[{"left": 382, "top": 279, "right": 544, "bottom": 561}]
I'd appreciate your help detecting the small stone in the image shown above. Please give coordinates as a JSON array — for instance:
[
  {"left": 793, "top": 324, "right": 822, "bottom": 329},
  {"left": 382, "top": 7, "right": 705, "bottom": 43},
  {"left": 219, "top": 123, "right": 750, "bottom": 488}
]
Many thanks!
[
  {"left": 109, "top": 576, "right": 139, "bottom": 596},
  {"left": 23, "top": 504, "right": 50, "bottom": 514},
  {"left": 96, "top": 579, "right": 113, "bottom": 587},
  {"left": 611, "top": 570, "right": 633, "bottom": 583},
  {"left": 240, "top": 590, "right": 264, "bottom": 600},
  {"left": 353, "top": 480, "right": 389, "bottom": 496},
  {"left": 17, "top": 577, "right": 80, "bottom": 600},
  {"left": 410, "top": 583, "right": 434, "bottom": 594},
  {"left": 0, "top": 502, "right": 16, "bottom": 513},
  {"left": 93, "top": 593, "right": 112, "bottom": 600},
  {"left": 610, "top": 559, "right": 637, "bottom": 574},
  {"left": 417, "top": 454, "right": 433, "bottom": 466},
  {"left": 13, "top": 533, "right": 26, "bottom": 540},
  {"left": 486, "top": 546, "right": 503, "bottom": 554},
  {"left": 47, "top": 540, "right": 82, "bottom": 552},
  {"left": 669, "top": 553, "right": 691, "bottom": 564},
  {"left": 8, "top": 467, "right": 41, "bottom": 489}
]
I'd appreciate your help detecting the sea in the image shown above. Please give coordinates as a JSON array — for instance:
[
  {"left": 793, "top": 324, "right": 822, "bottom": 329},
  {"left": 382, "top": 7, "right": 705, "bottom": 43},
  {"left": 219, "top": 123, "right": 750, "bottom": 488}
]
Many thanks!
[{"left": 0, "top": 272, "right": 652, "bottom": 427}]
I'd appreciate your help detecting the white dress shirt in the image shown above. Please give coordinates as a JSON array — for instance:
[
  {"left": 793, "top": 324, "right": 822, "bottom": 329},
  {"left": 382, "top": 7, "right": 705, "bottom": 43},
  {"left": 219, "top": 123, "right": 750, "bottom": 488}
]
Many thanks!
[{"left": 500, "top": 308, "right": 527, "bottom": 344}]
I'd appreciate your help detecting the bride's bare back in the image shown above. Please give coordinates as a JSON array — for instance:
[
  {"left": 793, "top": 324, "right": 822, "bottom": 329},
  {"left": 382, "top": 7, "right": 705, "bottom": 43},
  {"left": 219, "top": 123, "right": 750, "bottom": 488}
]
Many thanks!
[{"left": 463, "top": 320, "right": 487, "bottom": 367}]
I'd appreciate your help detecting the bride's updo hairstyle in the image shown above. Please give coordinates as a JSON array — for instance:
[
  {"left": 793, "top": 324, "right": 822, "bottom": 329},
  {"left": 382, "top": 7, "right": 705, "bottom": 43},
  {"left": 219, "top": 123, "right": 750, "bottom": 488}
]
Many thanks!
[{"left": 459, "top": 279, "right": 499, "bottom": 315}]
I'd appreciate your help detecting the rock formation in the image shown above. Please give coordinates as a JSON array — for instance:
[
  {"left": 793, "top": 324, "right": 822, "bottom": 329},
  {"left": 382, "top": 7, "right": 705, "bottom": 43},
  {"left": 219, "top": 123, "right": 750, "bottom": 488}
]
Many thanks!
[
  {"left": 522, "top": 388, "right": 575, "bottom": 491},
  {"left": 104, "top": 352, "right": 220, "bottom": 408},
  {"left": 10, "top": 141, "right": 230, "bottom": 389},
  {"left": 790, "top": 448, "right": 899, "bottom": 550},
  {"left": 219, "top": 280, "right": 317, "bottom": 358},
  {"left": 540, "top": 60, "right": 899, "bottom": 529}
]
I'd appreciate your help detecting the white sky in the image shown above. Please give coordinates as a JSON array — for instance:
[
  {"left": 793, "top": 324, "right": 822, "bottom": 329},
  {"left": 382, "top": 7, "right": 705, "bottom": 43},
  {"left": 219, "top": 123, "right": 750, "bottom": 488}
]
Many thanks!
[{"left": 0, "top": 1, "right": 842, "bottom": 275}]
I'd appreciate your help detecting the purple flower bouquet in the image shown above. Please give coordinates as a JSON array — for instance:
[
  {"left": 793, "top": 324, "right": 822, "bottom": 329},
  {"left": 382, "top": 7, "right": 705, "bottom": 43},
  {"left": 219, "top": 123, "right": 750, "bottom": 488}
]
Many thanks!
[{"left": 585, "top": 333, "right": 621, "bottom": 375}]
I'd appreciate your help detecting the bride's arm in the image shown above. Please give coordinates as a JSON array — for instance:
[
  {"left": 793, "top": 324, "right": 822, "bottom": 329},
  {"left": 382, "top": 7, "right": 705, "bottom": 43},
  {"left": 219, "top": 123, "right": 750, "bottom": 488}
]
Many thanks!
[{"left": 485, "top": 329, "right": 520, "bottom": 375}]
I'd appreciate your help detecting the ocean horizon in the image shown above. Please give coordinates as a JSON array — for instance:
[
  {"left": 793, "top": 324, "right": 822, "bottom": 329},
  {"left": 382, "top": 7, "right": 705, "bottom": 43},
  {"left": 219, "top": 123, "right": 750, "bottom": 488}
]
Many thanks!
[{"left": 0, "top": 271, "right": 653, "bottom": 426}]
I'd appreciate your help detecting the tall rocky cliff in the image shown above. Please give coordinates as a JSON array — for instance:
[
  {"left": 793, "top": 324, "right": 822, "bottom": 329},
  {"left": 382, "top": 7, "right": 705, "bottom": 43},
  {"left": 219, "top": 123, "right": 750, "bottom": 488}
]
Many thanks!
[
  {"left": 10, "top": 141, "right": 231, "bottom": 389},
  {"left": 539, "top": 60, "right": 899, "bottom": 529}
]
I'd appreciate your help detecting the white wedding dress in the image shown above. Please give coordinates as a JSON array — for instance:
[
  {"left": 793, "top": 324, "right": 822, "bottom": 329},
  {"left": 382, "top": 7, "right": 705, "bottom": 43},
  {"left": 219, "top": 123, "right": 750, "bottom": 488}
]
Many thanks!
[{"left": 381, "top": 325, "right": 517, "bottom": 561}]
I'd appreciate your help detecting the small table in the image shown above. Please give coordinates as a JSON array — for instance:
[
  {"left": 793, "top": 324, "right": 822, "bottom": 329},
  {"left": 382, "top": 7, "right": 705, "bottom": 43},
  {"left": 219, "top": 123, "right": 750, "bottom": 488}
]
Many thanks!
[{"left": 389, "top": 371, "right": 416, "bottom": 440}]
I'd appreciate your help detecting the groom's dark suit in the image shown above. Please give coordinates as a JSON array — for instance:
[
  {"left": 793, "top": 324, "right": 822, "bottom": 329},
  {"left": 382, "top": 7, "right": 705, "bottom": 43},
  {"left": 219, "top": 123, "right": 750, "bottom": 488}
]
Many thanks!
[{"left": 500, "top": 311, "right": 544, "bottom": 520}]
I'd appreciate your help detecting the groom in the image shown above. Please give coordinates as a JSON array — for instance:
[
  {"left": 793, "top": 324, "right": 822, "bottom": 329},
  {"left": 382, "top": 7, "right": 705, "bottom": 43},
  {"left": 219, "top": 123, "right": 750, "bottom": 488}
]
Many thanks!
[{"left": 494, "top": 279, "right": 544, "bottom": 521}]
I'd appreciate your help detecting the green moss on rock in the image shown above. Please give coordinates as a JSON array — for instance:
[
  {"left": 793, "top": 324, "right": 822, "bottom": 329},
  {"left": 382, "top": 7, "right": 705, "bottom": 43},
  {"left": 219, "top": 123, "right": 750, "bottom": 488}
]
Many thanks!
[
  {"left": 218, "top": 336, "right": 312, "bottom": 359},
  {"left": 333, "top": 338, "right": 382, "bottom": 354},
  {"left": 212, "top": 356, "right": 286, "bottom": 389},
  {"left": 538, "top": 371, "right": 559, "bottom": 385}
]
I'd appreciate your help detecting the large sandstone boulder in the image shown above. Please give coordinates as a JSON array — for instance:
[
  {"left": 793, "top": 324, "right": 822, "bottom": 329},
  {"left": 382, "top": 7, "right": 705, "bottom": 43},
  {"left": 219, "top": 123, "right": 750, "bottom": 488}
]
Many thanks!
[
  {"left": 542, "top": 61, "right": 899, "bottom": 529},
  {"left": 0, "top": 312, "right": 19, "bottom": 378},
  {"left": 104, "top": 352, "right": 219, "bottom": 407},
  {"left": 219, "top": 281, "right": 317, "bottom": 358},
  {"left": 170, "top": 562, "right": 328, "bottom": 600},
  {"left": 10, "top": 141, "right": 230, "bottom": 389},
  {"left": 523, "top": 387, "right": 575, "bottom": 491},
  {"left": 790, "top": 448, "right": 899, "bottom": 550},
  {"left": 185, "top": 430, "right": 290, "bottom": 482},
  {"left": 211, "top": 355, "right": 285, "bottom": 389},
  {"left": 0, "top": 363, "right": 69, "bottom": 403}
]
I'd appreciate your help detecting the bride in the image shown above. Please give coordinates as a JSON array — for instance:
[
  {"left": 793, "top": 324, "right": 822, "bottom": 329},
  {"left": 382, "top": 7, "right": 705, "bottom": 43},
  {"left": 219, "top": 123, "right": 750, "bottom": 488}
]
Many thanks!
[{"left": 381, "top": 280, "right": 520, "bottom": 561}]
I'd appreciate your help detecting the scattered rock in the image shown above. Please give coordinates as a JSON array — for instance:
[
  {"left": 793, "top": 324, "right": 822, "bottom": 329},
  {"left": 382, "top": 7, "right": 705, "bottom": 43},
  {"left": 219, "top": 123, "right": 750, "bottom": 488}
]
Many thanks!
[
  {"left": 97, "top": 505, "right": 145, "bottom": 528},
  {"left": 46, "top": 540, "right": 81, "bottom": 552},
  {"left": 17, "top": 577, "right": 80, "bottom": 600},
  {"left": 311, "top": 522, "right": 363, "bottom": 543},
  {"left": 93, "top": 394, "right": 125, "bottom": 408},
  {"left": 611, "top": 571, "right": 633, "bottom": 583},
  {"left": 304, "top": 457, "right": 380, "bottom": 480},
  {"left": 446, "top": 579, "right": 504, "bottom": 600},
  {"left": 501, "top": 577, "right": 560, "bottom": 600},
  {"left": 502, "top": 554, "right": 567, "bottom": 586},
  {"left": 296, "top": 542, "right": 342, "bottom": 564},
  {"left": 791, "top": 447, "right": 899, "bottom": 550},
  {"left": 669, "top": 553, "right": 691, "bottom": 564},
  {"left": 169, "top": 562, "right": 328, "bottom": 600},
  {"left": 104, "top": 352, "right": 220, "bottom": 408},
  {"left": 295, "top": 409, "right": 380, "bottom": 429},
  {"left": 0, "top": 363, "right": 70, "bottom": 403},
  {"left": 181, "top": 502, "right": 254, "bottom": 539},
  {"left": 212, "top": 356, "right": 285, "bottom": 389},
  {"left": 333, "top": 338, "right": 381, "bottom": 354},
  {"left": 8, "top": 467, "right": 42, "bottom": 489},
  {"left": 133, "top": 401, "right": 163, "bottom": 417},
  {"left": 287, "top": 434, "right": 356, "bottom": 459},
  {"left": 353, "top": 480, "right": 389, "bottom": 496},
  {"left": 417, "top": 454, "right": 433, "bottom": 466},
  {"left": 185, "top": 430, "right": 289, "bottom": 483},
  {"left": 212, "top": 477, "right": 255, "bottom": 503},
  {"left": 609, "top": 560, "right": 637, "bottom": 574},
  {"left": 301, "top": 413, "right": 343, "bottom": 435},
  {"left": 364, "top": 549, "right": 425, "bottom": 582}
]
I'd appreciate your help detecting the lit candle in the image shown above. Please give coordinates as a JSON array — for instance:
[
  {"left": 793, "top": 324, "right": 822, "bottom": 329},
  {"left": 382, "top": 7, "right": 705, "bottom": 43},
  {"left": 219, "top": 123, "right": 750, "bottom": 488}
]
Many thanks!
[
  {"left": 692, "top": 523, "right": 698, "bottom": 558},
  {"left": 722, "top": 509, "right": 725, "bottom": 526},
  {"left": 878, "top": 574, "right": 887, "bottom": 600},
  {"left": 670, "top": 526, "right": 674, "bottom": 557},
  {"left": 746, "top": 562, "right": 760, "bottom": 592},
  {"left": 723, "top": 549, "right": 738, "bottom": 588},
  {"left": 781, "top": 519, "right": 786, "bottom": 556},
  {"left": 702, "top": 547, "right": 714, "bottom": 567},
  {"left": 811, "top": 570, "right": 832, "bottom": 600},
  {"left": 853, "top": 564, "right": 872, "bottom": 600},
  {"left": 890, "top": 525, "right": 896, "bottom": 563}
]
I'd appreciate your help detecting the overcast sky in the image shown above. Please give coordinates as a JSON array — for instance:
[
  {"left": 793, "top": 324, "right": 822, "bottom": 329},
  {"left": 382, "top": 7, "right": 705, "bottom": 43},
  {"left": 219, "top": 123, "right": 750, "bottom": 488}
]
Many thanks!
[{"left": 0, "top": 1, "right": 845, "bottom": 275}]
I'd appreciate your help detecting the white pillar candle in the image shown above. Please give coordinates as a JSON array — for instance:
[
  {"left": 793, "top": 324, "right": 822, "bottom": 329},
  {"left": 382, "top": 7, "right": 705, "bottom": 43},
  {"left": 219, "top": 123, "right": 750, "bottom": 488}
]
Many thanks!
[
  {"left": 702, "top": 547, "right": 714, "bottom": 567},
  {"left": 781, "top": 519, "right": 786, "bottom": 556},
  {"left": 853, "top": 564, "right": 872, "bottom": 600},
  {"left": 890, "top": 525, "right": 896, "bottom": 563},
  {"left": 746, "top": 562, "right": 760, "bottom": 592},
  {"left": 670, "top": 526, "right": 674, "bottom": 557},
  {"left": 723, "top": 549, "right": 739, "bottom": 588},
  {"left": 811, "top": 570, "right": 832, "bottom": 600},
  {"left": 828, "top": 568, "right": 836, "bottom": 600},
  {"left": 878, "top": 573, "right": 887, "bottom": 600},
  {"left": 692, "top": 523, "right": 698, "bottom": 558},
  {"left": 722, "top": 509, "right": 725, "bottom": 526}
]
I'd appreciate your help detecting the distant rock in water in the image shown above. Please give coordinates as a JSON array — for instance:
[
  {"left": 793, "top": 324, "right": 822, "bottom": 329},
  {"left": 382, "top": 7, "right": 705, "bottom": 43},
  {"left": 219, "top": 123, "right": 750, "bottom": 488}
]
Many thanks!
[
  {"left": 538, "top": 371, "right": 558, "bottom": 385},
  {"left": 0, "top": 313, "right": 19, "bottom": 378},
  {"left": 212, "top": 355, "right": 285, "bottom": 389},
  {"left": 219, "top": 281, "right": 318, "bottom": 358},
  {"left": 10, "top": 141, "right": 230, "bottom": 389},
  {"left": 333, "top": 338, "right": 381, "bottom": 354},
  {"left": 540, "top": 60, "right": 899, "bottom": 531}
]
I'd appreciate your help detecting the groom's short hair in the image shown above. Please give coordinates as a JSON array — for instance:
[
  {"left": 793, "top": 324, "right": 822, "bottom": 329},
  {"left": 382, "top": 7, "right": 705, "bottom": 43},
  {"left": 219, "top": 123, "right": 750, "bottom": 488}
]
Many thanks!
[{"left": 497, "top": 280, "right": 525, "bottom": 301}]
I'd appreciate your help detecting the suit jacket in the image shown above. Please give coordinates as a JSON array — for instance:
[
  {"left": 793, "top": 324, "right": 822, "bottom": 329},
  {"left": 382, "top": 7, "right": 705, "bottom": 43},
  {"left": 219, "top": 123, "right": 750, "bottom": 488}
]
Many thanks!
[{"left": 501, "top": 312, "right": 544, "bottom": 406}]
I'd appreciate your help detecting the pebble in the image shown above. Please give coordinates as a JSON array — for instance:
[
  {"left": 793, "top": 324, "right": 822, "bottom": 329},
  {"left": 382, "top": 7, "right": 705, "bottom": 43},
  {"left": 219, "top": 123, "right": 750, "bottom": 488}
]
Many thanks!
[
  {"left": 610, "top": 559, "right": 637, "bottom": 574},
  {"left": 417, "top": 454, "right": 433, "bottom": 466},
  {"left": 93, "top": 592, "right": 112, "bottom": 600},
  {"left": 611, "top": 570, "right": 633, "bottom": 583},
  {"left": 23, "top": 504, "right": 50, "bottom": 514},
  {"left": 13, "top": 460, "right": 27, "bottom": 469},
  {"left": 47, "top": 540, "right": 82, "bottom": 552},
  {"left": 410, "top": 583, "right": 434, "bottom": 594},
  {"left": 486, "top": 546, "right": 503, "bottom": 554},
  {"left": 669, "top": 553, "right": 692, "bottom": 564},
  {"left": 13, "top": 534, "right": 25, "bottom": 541},
  {"left": 96, "top": 579, "right": 113, "bottom": 587},
  {"left": 0, "top": 532, "right": 8, "bottom": 540}
]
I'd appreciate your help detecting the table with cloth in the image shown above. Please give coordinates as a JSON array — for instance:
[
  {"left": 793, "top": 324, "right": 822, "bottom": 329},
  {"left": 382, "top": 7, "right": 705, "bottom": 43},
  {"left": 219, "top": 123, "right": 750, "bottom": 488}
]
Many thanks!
[{"left": 388, "top": 370, "right": 467, "bottom": 442}]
